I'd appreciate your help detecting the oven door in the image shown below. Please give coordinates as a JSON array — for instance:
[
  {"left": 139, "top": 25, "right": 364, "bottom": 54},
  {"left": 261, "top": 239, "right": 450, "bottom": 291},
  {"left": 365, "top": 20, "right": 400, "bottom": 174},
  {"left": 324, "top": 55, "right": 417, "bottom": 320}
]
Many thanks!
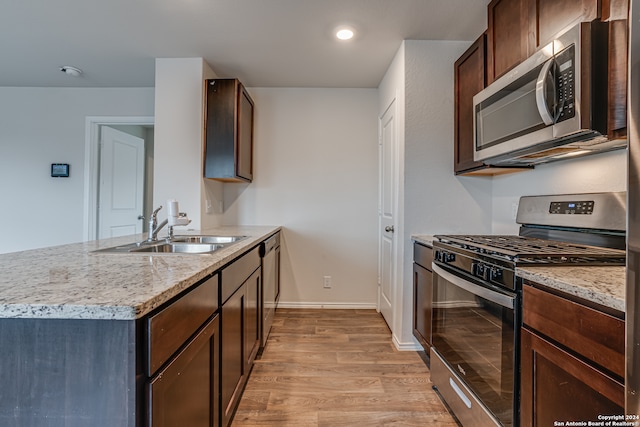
[{"left": 431, "top": 263, "right": 518, "bottom": 427}]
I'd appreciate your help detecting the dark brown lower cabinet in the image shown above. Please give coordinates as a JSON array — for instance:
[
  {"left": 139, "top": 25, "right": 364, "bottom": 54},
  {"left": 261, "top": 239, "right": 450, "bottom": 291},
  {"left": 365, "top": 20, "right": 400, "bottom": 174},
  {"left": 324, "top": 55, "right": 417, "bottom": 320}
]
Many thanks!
[
  {"left": 221, "top": 272, "right": 261, "bottom": 427},
  {"left": 148, "top": 314, "right": 219, "bottom": 427},
  {"left": 412, "top": 242, "right": 433, "bottom": 353},
  {"left": 244, "top": 268, "right": 261, "bottom": 371},
  {"left": 220, "top": 248, "right": 261, "bottom": 427},
  {"left": 520, "top": 284, "right": 625, "bottom": 426},
  {"left": 145, "top": 274, "right": 219, "bottom": 427},
  {"left": 520, "top": 328, "right": 624, "bottom": 426},
  {"left": 413, "top": 263, "right": 432, "bottom": 351},
  {"left": 221, "top": 286, "right": 245, "bottom": 427}
]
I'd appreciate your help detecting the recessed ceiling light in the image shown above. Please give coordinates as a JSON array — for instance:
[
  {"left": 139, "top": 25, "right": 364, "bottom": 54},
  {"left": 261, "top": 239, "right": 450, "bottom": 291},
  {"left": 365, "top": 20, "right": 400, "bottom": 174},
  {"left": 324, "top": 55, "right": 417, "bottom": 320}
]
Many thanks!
[
  {"left": 336, "top": 27, "right": 355, "bottom": 41},
  {"left": 60, "top": 66, "right": 83, "bottom": 77}
]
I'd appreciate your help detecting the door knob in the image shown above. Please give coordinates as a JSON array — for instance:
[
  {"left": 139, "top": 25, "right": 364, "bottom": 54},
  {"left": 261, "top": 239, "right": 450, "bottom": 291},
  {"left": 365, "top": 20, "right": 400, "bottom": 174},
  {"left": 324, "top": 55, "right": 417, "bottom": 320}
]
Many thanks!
[
  {"left": 385, "top": 225, "right": 395, "bottom": 233},
  {"left": 138, "top": 215, "right": 145, "bottom": 220}
]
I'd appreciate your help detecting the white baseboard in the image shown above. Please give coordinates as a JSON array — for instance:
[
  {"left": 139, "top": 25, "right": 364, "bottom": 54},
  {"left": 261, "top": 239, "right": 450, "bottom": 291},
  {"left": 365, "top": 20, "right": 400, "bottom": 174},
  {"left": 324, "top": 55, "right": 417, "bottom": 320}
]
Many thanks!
[
  {"left": 277, "top": 301, "right": 378, "bottom": 310},
  {"left": 392, "top": 334, "right": 423, "bottom": 352}
]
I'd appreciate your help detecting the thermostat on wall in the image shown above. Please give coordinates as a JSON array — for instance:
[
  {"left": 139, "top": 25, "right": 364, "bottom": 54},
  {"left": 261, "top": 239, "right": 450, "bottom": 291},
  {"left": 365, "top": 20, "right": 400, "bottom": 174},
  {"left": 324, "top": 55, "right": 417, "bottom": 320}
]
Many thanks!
[{"left": 51, "top": 163, "right": 70, "bottom": 177}]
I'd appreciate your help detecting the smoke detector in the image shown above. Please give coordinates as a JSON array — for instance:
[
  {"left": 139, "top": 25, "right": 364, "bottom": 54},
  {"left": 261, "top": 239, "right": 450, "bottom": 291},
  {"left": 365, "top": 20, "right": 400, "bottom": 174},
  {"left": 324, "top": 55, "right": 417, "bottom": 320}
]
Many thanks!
[{"left": 60, "top": 66, "right": 83, "bottom": 77}]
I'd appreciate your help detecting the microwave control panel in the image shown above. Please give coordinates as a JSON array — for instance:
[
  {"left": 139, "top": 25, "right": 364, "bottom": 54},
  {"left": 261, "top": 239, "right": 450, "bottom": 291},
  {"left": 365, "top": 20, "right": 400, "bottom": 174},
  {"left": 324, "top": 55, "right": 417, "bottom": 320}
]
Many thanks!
[
  {"left": 555, "top": 44, "right": 575, "bottom": 123},
  {"left": 549, "top": 200, "right": 594, "bottom": 215}
]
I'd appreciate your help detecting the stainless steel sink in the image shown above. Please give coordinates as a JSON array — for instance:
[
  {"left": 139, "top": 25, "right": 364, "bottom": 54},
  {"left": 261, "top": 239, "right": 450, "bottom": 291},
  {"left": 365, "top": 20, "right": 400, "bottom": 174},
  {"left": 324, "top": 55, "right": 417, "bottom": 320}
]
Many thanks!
[
  {"left": 129, "top": 243, "right": 225, "bottom": 253},
  {"left": 172, "top": 235, "right": 246, "bottom": 244},
  {"left": 93, "top": 235, "right": 247, "bottom": 254}
]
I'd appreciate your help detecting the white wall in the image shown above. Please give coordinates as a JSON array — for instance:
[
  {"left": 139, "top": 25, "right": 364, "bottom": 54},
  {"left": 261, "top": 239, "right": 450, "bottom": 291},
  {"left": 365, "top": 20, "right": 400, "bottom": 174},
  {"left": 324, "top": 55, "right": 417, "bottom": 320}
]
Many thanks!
[
  {"left": 491, "top": 150, "right": 627, "bottom": 233},
  {"left": 404, "top": 40, "right": 493, "bottom": 236},
  {"left": 380, "top": 40, "right": 494, "bottom": 348},
  {"left": 0, "top": 87, "right": 154, "bottom": 254},
  {"left": 403, "top": 40, "right": 495, "bottom": 349},
  {"left": 153, "top": 58, "right": 224, "bottom": 231},
  {"left": 222, "top": 87, "right": 379, "bottom": 307}
]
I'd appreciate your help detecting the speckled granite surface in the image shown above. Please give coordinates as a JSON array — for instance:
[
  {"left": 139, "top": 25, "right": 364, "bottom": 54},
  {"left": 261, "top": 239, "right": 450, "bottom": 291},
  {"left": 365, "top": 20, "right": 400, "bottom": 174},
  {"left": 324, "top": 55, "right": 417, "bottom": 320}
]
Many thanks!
[
  {"left": 412, "top": 235, "right": 435, "bottom": 247},
  {"left": 0, "top": 226, "right": 280, "bottom": 320},
  {"left": 517, "top": 265, "right": 625, "bottom": 313}
]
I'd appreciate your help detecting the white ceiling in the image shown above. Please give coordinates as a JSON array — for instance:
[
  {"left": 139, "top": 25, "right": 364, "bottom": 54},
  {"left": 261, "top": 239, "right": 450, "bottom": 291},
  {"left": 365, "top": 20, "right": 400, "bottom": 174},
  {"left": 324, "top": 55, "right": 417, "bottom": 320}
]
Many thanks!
[{"left": 1, "top": 0, "right": 489, "bottom": 88}]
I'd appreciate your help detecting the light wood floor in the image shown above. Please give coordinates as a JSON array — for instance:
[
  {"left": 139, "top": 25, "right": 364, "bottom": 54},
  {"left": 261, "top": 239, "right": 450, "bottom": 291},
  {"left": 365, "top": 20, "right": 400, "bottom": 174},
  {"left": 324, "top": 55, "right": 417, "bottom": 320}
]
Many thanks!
[{"left": 231, "top": 308, "right": 458, "bottom": 426}]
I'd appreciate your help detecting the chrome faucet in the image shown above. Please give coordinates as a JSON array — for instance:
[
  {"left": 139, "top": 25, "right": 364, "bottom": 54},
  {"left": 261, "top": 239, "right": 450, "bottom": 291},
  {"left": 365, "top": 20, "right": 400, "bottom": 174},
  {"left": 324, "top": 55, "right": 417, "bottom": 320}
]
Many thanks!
[{"left": 147, "top": 206, "right": 168, "bottom": 242}]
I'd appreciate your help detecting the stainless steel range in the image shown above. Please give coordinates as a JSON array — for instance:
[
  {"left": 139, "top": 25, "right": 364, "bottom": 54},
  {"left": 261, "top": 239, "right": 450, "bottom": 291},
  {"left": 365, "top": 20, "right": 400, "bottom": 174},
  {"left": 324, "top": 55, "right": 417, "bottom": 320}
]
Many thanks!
[{"left": 430, "top": 192, "right": 626, "bottom": 427}]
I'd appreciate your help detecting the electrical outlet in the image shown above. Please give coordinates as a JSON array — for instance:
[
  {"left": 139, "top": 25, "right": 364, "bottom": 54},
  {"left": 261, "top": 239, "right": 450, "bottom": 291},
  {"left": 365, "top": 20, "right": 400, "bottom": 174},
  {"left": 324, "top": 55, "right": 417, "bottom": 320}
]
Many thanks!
[{"left": 323, "top": 276, "right": 332, "bottom": 288}]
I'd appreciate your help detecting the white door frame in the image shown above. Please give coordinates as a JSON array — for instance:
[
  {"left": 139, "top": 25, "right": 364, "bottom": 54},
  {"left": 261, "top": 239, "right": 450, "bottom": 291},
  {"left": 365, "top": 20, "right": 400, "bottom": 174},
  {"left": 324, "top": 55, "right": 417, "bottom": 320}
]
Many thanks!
[{"left": 83, "top": 116, "right": 154, "bottom": 241}]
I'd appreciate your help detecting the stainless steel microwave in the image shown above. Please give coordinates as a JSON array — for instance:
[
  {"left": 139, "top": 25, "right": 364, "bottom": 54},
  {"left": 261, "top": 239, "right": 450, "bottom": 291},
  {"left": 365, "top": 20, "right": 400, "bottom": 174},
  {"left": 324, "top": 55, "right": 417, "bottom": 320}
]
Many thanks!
[{"left": 473, "top": 21, "right": 626, "bottom": 166}]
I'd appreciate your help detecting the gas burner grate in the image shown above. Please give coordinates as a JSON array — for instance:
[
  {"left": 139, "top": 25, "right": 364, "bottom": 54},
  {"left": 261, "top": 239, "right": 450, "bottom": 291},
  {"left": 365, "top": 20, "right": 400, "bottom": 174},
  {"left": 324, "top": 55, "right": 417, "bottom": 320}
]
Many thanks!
[{"left": 436, "top": 235, "right": 625, "bottom": 265}]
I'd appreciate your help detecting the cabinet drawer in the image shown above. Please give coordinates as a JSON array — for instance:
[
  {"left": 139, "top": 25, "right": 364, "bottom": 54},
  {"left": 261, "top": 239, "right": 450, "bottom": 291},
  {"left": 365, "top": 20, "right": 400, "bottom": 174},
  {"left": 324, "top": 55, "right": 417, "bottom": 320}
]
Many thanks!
[
  {"left": 413, "top": 242, "right": 433, "bottom": 270},
  {"left": 221, "top": 246, "right": 260, "bottom": 303},
  {"left": 522, "top": 284, "right": 625, "bottom": 378},
  {"left": 147, "top": 274, "right": 218, "bottom": 376}
]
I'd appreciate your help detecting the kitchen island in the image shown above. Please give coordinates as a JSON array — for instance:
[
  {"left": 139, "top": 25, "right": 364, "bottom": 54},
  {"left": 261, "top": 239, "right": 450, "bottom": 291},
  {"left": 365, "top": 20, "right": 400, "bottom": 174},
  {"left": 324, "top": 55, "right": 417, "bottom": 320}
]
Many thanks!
[
  {"left": 0, "top": 225, "right": 279, "bottom": 319},
  {"left": 0, "top": 225, "right": 280, "bottom": 427}
]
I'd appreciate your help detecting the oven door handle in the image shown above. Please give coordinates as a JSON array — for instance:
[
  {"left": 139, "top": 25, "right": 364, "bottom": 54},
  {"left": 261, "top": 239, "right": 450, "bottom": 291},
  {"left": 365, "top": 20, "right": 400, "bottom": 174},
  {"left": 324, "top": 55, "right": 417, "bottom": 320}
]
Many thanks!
[{"left": 432, "top": 264, "right": 515, "bottom": 309}]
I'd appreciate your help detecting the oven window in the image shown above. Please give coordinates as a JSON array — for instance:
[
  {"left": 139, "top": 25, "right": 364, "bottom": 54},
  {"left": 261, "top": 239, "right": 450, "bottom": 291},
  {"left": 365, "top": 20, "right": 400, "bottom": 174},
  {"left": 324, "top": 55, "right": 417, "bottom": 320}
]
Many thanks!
[{"left": 432, "top": 268, "right": 517, "bottom": 426}]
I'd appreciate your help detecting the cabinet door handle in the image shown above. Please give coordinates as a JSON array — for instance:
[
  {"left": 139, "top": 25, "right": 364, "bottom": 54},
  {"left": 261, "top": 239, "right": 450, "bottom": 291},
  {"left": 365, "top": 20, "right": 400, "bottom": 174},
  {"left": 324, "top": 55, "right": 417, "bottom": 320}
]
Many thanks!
[{"left": 385, "top": 226, "right": 395, "bottom": 233}]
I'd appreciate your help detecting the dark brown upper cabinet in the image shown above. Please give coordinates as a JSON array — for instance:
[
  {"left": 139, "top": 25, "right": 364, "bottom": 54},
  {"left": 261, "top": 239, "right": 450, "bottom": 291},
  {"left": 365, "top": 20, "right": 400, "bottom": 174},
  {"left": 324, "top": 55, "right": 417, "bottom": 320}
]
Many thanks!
[
  {"left": 487, "top": 0, "right": 599, "bottom": 84},
  {"left": 527, "top": 0, "right": 599, "bottom": 53},
  {"left": 487, "top": 0, "right": 530, "bottom": 84},
  {"left": 454, "top": 35, "right": 486, "bottom": 174},
  {"left": 602, "top": 0, "right": 629, "bottom": 20},
  {"left": 454, "top": 34, "right": 530, "bottom": 176},
  {"left": 204, "top": 78, "right": 254, "bottom": 182},
  {"left": 604, "top": 0, "right": 630, "bottom": 140}
]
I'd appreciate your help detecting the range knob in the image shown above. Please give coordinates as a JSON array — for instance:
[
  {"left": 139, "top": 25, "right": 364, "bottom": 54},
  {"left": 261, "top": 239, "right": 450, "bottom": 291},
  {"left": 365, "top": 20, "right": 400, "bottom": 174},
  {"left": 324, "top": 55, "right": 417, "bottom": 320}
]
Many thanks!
[
  {"left": 435, "top": 250, "right": 455, "bottom": 263},
  {"left": 473, "top": 262, "right": 485, "bottom": 278},
  {"left": 490, "top": 267, "right": 503, "bottom": 282}
]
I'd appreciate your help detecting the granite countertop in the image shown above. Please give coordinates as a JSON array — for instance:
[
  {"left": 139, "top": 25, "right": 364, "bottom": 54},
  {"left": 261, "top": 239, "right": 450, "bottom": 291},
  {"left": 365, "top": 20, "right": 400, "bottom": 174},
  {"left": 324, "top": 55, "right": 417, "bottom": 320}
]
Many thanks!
[
  {"left": 517, "top": 265, "right": 625, "bottom": 314},
  {"left": 0, "top": 225, "right": 280, "bottom": 320}
]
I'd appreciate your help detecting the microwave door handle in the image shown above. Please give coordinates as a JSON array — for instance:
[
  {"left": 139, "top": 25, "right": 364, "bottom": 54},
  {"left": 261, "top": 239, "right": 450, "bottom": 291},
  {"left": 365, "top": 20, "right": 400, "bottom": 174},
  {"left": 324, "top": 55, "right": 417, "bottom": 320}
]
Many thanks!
[{"left": 535, "top": 59, "right": 555, "bottom": 125}]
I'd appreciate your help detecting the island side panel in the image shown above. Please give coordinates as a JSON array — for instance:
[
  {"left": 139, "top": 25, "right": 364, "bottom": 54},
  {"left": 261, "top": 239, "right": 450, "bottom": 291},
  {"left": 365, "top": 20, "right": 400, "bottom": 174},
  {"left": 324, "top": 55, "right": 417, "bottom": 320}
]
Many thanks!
[{"left": 0, "top": 318, "right": 137, "bottom": 427}]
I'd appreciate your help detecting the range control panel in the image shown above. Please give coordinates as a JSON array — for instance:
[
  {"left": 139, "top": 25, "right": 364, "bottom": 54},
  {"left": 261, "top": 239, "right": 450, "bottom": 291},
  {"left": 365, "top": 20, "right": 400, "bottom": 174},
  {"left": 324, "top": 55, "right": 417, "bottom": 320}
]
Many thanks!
[{"left": 549, "top": 200, "right": 594, "bottom": 215}]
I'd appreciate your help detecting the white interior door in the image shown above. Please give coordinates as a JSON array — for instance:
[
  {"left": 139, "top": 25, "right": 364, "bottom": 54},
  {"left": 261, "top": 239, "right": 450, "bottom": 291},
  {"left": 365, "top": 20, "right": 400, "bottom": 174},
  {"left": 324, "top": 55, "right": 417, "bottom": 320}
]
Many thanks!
[
  {"left": 98, "top": 126, "right": 145, "bottom": 239},
  {"left": 378, "top": 99, "right": 397, "bottom": 328}
]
